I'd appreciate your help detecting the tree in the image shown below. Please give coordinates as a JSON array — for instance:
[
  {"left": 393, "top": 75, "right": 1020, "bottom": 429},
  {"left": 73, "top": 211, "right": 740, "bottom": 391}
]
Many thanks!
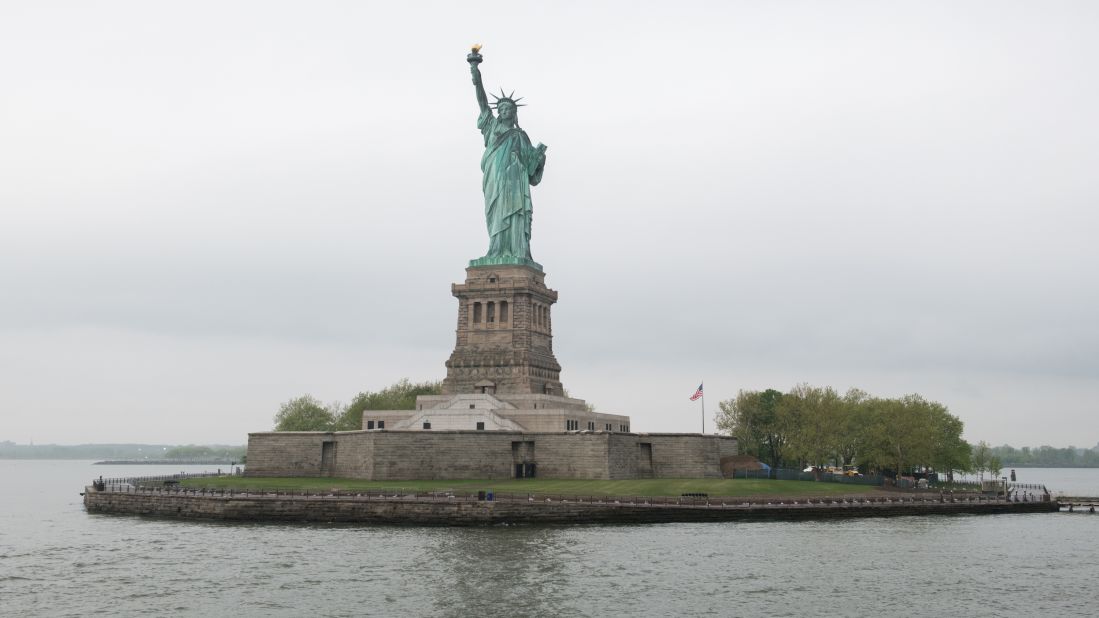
[
  {"left": 274, "top": 395, "right": 337, "bottom": 431},
  {"left": 925, "top": 402, "right": 971, "bottom": 480},
  {"left": 335, "top": 379, "right": 442, "bottom": 430},
  {"left": 782, "top": 384, "right": 843, "bottom": 474},
  {"left": 857, "top": 395, "right": 934, "bottom": 476},
  {"left": 834, "top": 388, "right": 871, "bottom": 468},
  {"left": 972, "top": 441, "right": 991, "bottom": 481},
  {"left": 715, "top": 388, "right": 787, "bottom": 468},
  {"left": 716, "top": 390, "right": 764, "bottom": 456},
  {"left": 717, "top": 383, "right": 971, "bottom": 480},
  {"left": 988, "top": 455, "right": 1003, "bottom": 480}
]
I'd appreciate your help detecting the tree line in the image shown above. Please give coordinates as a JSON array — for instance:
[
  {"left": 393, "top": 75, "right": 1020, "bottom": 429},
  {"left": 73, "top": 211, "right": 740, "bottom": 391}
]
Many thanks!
[
  {"left": 163, "top": 445, "right": 246, "bottom": 460},
  {"left": 990, "top": 443, "right": 1099, "bottom": 467},
  {"left": 0, "top": 442, "right": 245, "bottom": 460},
  {"left": 273, "top": 379, "right": 442, "bottom": 431},
  {"left": 715, "top": 385, "right": 979, "bottom": 480}
]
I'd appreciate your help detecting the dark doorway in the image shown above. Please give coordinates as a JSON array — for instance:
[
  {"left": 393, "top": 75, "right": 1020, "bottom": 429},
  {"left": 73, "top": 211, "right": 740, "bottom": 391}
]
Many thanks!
[
  {"left": 321, "top": 441, "right": 336, "bottom": 476},
  {"left": 512, "top": 440, "right": 536, "bottom": 478}
]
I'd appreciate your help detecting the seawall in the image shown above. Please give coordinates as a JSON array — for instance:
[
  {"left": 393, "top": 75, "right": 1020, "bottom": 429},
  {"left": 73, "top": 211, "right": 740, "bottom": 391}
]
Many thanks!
[{"left": 83, "top": 488, "right": 1059, "bottom": 525}]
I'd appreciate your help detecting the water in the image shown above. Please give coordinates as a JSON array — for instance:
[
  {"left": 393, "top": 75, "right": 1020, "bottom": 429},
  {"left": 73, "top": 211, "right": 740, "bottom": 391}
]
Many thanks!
[
  {"left": 2, "top": 461, "right": 1098, "bottom": 617},
  {"left": 998, "top": 468, "right": 1099, "bottom": 497}
]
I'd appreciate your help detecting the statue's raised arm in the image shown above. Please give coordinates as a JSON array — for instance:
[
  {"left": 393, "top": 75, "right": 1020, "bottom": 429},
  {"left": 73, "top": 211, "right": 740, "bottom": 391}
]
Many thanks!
[
  {"left": 468, "top": 44, "right": 490, "bottom": 116},
  {"left": 464, "top": 45, "right": 547, "bottom": 271}
]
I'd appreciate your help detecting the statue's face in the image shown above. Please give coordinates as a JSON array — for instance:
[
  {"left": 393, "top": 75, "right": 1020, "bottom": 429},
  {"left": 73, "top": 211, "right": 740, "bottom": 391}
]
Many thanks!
[{"left": 498, "top": 103, "right": 516, "bottom": 123}]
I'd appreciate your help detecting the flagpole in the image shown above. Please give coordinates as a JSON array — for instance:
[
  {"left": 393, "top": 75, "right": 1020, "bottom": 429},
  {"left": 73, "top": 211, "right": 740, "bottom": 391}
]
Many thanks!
[{"left": 700, "top": 381, "right": 705, "bottom": 434}]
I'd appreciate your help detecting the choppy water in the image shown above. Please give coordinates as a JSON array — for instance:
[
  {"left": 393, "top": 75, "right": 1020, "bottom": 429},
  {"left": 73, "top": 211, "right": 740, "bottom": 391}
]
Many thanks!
[{"left": 1, "top": 461, "right": 1097, "bottom": 617}]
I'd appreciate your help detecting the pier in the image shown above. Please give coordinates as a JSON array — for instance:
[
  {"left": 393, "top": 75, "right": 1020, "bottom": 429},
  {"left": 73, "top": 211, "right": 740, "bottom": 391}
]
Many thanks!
[{"left": 1058, "top": 497, "right": 1099, "bottom": 513}]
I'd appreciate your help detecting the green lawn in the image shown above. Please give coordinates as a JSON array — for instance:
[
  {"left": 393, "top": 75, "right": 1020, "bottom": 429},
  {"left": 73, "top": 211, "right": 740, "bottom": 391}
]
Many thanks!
[{"left": 180, "top": 476, "right": 884, "bottom": 498}]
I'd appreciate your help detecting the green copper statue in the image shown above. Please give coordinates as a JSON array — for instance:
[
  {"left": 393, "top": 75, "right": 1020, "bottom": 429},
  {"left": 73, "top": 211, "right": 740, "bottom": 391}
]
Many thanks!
[{"left": 467, "top": 45, "right": 548, "bottom": 270}]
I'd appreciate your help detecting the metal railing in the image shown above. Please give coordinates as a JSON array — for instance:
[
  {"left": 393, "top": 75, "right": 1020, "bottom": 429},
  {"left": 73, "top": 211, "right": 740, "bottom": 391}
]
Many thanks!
[
  {"left": 929, "top": 479, "right": 982, "bottom": 491},
  {"left": 1007, "top": 483, "right": 1050, "bottom": 501},
  {"left": 90, "top": 470, "right": 237, "bottom": 491},
  {"left": 732, "top": 468, "right": 885, "bottom": 486},
  {"left": 86, "top": 483, "right": 1035, "bottom": 508}
]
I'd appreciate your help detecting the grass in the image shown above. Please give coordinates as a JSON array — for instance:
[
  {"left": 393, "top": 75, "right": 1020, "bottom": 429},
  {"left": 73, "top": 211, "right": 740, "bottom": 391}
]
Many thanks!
[{"left": 180, "top": 476, "right": 886, "bottom": 498}]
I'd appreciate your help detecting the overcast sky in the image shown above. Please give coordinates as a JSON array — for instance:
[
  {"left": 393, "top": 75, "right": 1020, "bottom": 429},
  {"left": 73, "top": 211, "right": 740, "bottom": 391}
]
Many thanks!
[{"left": 1, "top": 1, "right": 1096, "bottom": 447}]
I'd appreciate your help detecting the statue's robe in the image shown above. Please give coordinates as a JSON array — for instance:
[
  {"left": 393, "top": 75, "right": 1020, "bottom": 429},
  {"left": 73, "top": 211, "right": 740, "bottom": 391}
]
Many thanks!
[{"left": 478, "top": 108, "right": 545, "bottom": 259}]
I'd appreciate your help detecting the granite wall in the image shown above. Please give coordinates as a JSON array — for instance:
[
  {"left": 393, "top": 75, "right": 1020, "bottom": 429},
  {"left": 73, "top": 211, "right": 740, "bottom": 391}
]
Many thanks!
[{"left": 245, "top": 431, "right": 738, "bottom": 480}]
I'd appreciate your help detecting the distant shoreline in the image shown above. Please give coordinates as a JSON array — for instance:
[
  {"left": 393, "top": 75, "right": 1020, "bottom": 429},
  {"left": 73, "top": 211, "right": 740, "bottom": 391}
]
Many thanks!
[
  {"left": 997, "top": 465, "right": 1099, "bottom": 469},
  {"left": 93, "top": 459, "right": 236, "bottom": 465}
]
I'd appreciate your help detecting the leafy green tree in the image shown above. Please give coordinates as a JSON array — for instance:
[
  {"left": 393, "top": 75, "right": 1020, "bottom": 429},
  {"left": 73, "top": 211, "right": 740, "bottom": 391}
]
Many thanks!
[
  {"left": 834, "top": 388, "right": 871, "bottom": 467},
  {"left": 715, "top": 388, "right": 787, "bottom": 468},
  {"left": 716, "top": 390, "right": 764, "bottom": 456},
  {"left": 972, "top": 440, "right": 991, "bottom": 480},
  {"left": 988, "top": 455, "right": 1003, "bottom": 479},
  {"left": 274, "top": 395, "right": 337, "bottom": 431},
  {"left": 925, "top": 403, "right": 971, "bottom": 480},
  {"left": 336, "top": 379, "right": 442, "bottom": 430},
  {"left": 755, "top": 388, "right": 787, "bottom": 468},
  {"left": 718, "top": 383, "right": 973, "bottom": 480},
  {"left": 782, "top": 384, "right": 843, "bottom": 474},
  {"left": 857, "top": 394, "right": 936, "bottom": 475}
]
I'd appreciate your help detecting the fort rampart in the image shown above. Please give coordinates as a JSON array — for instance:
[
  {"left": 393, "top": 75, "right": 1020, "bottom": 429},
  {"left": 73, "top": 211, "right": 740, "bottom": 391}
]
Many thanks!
[{"left": 245, "top": 430, "right": 738, "bottom": 480}]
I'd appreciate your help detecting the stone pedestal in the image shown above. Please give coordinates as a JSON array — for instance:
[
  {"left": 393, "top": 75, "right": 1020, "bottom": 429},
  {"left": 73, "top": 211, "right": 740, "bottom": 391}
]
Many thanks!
[{"left": 442, "top": 265, "right": 563, "bottom": 395}]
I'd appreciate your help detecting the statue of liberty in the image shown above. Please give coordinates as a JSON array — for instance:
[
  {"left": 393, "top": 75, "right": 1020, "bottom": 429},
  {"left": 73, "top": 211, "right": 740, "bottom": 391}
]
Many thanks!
[{"left": 467, "top": 45, "right": 547, "bottom": 270}]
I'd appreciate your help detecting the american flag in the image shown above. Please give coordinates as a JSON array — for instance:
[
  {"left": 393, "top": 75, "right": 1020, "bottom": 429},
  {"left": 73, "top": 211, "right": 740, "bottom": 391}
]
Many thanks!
[{"left": 689, "top": 383, "right": 704, "bottom": 401}]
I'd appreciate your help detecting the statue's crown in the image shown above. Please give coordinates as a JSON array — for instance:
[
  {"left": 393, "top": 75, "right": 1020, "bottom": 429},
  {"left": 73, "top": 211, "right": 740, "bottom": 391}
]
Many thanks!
[{"left": 490, "top": 89, "right": 525, "bottom": 109}]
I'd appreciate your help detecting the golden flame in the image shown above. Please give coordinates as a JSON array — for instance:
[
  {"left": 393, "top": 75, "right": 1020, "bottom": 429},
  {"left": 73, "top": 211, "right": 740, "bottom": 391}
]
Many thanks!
[{"left": 471, "top": 44, "right": 482, "bottom": 53}]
